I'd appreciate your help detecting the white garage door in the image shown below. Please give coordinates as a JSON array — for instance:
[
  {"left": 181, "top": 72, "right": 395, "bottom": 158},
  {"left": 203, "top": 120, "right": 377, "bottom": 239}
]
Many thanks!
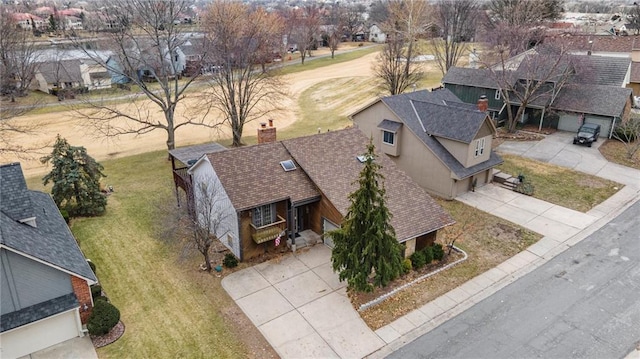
[
  {"left": 558, "top": 114, "right": 612, "bottom": 138},
  {"left": 0, "top": 309, "right": 81, "bottom": 359},
  {"left": 557, "top": 113, "right": 581, "bottom": 133},
  {"left": 584, "top": 116, "right": 612, "bottom": 139},
  {"left": 322, "top": 218, "right": 339, "bottom": 248}
]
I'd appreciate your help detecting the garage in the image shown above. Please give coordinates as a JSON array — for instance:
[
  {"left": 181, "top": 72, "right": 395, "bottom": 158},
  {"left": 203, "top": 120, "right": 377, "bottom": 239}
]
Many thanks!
[
  {"left": 0, "top": 309, "right": 82, "bottom": 359},
  {"left": 557, "top": 113, "right": 613, "bottom": 138},
  {"left": 322, "top": 218, "right": 339, "bottom": 248}
]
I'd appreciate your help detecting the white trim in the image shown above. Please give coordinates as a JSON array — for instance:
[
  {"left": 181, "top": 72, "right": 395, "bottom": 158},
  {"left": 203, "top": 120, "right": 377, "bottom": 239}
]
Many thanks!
[
  {"left": 474, "top": 138, "right": 485, "bottom": 157},
  {"left": 495, "top": 89, "right": 501, "bottom": 100},
  {"left": 382, "top": 130, "right": 396, "bottom": 145},
  {"left": 0, "top": 307, "right": 80, "bottom": 335},
  {"left": 0, "top": 245, "right": 96, "bottom": 285}
]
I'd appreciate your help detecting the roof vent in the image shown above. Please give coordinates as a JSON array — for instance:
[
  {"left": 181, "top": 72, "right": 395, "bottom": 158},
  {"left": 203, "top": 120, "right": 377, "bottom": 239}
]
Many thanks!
[
  {"left": 280, "top": 160, "right": 296, "bottom": 171},
  {"left": 357, "top": 155, "right": 372, "bottom": 163}
]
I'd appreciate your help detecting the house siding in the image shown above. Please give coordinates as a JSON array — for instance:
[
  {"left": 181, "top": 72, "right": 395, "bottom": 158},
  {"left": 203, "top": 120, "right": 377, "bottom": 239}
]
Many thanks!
[
  {"left": 0, "top": 249, "right": 73, "bottom": 315},
  {"left": 310, "top": 194, "right": 343, "bottom": 245},
  {"left": 353, "top": 102, "right": 458, "bottom": 199},
  {"left": 190, "top": 158, "right": 241, "bottom": 259},
  {"left": 237, "top": 200, "right": 289, "bottom": 261},
  {"left": 443, "top": 84, "right": 502, "bottom": 111}
]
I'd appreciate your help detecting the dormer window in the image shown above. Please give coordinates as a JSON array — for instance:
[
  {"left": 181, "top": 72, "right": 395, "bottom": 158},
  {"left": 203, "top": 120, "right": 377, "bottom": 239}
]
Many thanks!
[{"left": 382, "top": 130, "right": 395, "bottom": 145}]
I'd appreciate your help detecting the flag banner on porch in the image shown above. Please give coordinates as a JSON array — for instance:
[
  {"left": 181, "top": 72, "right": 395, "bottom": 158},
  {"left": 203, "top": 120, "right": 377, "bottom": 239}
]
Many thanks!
[{"left": 275, "top": 234, "right": 281, "bottom": 247}]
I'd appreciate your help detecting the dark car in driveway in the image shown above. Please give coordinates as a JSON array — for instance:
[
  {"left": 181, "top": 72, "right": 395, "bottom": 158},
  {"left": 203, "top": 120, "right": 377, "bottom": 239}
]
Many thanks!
[{"left": 573, "top": 123, "right": 601, "bottom": 147}]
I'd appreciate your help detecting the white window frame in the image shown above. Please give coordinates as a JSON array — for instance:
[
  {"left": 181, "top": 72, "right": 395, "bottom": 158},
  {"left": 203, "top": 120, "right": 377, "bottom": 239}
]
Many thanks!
[
  {"left": 382, "top": 130, "right": 395, "bottom": 145},
  {"left": 475, "top": 138, "right": 485, "bottom": 157},
  {"left": 253, "top": 204, "right": 275, "bottom": 227},
  {"left": 495, "top": 90, "right": 501, "bottom": 100}
]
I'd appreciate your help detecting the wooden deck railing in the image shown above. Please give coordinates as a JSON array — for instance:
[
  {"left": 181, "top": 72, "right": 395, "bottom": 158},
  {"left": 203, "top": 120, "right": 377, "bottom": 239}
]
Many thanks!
[{"left": 250, "top": 215, "right": 287, "bottom": 244}]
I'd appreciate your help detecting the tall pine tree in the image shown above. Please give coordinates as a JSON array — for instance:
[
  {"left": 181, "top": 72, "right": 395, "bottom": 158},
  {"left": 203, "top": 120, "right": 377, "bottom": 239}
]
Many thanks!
[
  {"left": 41, "top": 135, "right": 107, "bottom": 217},
  {"left": 330, "top": 140, "right": 404, "bottom": 292}
]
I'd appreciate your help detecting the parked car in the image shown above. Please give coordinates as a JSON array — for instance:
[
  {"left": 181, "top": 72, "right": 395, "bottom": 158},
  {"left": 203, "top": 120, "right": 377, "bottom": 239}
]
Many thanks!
[{"left": 573, "top": 123, "right": 601, "bottom": 147}]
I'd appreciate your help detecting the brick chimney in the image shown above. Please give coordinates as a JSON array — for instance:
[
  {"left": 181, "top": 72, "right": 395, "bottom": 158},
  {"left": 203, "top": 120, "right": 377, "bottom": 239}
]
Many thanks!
[
  {"left": 257, "top": 119, "right": 276, "bottom": 144},
  {"left": 477, "top": 95, "right": 489, "bottom": 113}
]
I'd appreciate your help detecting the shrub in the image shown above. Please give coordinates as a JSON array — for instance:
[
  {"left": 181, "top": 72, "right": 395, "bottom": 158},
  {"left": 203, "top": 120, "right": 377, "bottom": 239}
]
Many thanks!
[
  {"left": 614, "top": 125, "right": 638, "bottom": 142},
  {"left": 90, "top": 284, "right": 102, "bottom": 300},
  {"left": 432, "top": 243, "right": 445, "bottom": 261},
  {"left": 402, "top": 258, "right": 412, "bottom": 273},
  {"left": 223, "top": 253, "right": 238, "bottom": 268},
  {"left": 422, "top": 246, "right": 434, "bottom": 264},
  {"left": 410, "top": 250, "right": 426, "bottom": 269},
  {"left": 94, "top": 296, "right": 109, "bottom": 303},
  {"left": 87, "top": 300, "right": 120, "bottom": 336},
  {"left": 87, "top": 260, "right": 96, "bottom": 273}
]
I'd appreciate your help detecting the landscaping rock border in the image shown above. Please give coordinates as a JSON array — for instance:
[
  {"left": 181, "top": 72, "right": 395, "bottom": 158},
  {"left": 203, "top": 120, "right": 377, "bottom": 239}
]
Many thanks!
[
  {"left": 357, "top": 246, "right": 468, "bottom": 311},
  {"left": 91, "top": 320, "right": 125, "bottom": 348}
]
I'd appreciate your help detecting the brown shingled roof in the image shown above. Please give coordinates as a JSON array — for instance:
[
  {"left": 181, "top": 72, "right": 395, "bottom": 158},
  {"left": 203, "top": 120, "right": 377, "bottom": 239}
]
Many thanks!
[
  {"left": 282, "top": 128, "right": 454, "bottom": 243},
  {"left": 546, "top": 34, "right": 640, "bottom": 53},
  {"left": 206, "top": 142, "right": 320, "bottom": 211}
]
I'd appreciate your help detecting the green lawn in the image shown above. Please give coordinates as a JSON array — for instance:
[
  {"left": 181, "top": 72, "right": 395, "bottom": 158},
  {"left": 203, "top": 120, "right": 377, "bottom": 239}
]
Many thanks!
[
  {"left": 497, "top": 154, "right": 622, "bottom": 212},
  {"left": 30, "top": 152, "right": 269, "bottom": 358}
]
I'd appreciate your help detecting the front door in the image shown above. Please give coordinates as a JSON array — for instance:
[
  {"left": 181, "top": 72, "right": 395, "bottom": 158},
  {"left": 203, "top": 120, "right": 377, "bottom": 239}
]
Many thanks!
[{"left": 296, "top": 205, "right": 312, "bottom": 233}]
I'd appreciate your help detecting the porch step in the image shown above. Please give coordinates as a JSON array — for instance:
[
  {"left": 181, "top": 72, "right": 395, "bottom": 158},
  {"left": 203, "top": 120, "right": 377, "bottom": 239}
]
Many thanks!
[{"left": 493, "top": 170, "right": 519, "bottom": 190}]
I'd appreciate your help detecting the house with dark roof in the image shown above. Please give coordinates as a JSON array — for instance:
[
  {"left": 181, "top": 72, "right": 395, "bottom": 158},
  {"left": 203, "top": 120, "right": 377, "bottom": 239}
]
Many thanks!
[
  {"left": 350, "top": 89, "right": 503, "bottom": 200},
  {"left": 0, "top": 163, "right": 97, "bottom": 359},
  {"left": 180, "top": 125, "right": 454, "bottom": 261},
  {"left": 33, "top": 59, "right": 112, "bottom": 94},
  {"left": 442, "top": 54, "right": 633, "bottom": 138}
]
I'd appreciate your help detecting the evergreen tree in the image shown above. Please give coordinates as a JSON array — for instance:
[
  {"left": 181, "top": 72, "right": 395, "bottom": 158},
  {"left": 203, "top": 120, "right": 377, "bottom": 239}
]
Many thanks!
[
  {"left": 41, "top": 135, "right": 107, "bottom": 217},
  {"left": 330, "top": 141, "right": 404, "bottom": 292}
]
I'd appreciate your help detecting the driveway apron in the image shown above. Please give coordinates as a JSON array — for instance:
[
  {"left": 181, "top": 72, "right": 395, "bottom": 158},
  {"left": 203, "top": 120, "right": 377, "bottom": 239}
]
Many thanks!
[{"left": 222, "top": 245, "right": 385, "bottom": 359}]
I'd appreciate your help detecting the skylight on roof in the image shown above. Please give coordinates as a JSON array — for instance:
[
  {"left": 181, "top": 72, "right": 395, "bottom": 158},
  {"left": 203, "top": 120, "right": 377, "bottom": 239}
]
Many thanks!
[
  {"left": 357, "top": 155, "right": 373, "bottom": 163},
  {"left": 280, "top": 160, "right": 297, "bottom": 171}
]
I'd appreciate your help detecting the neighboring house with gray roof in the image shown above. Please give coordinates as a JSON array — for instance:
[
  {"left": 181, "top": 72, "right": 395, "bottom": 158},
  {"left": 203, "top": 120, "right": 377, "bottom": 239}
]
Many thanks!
[
  {"left": 182, "top": 126, "right": 454, "bottom": 261},
  {"left": 442, "top": 53, "right": 633, "bottom": 138},
  {"left": 350, "top": 89, "right": 503, "bottom": 200},
  {"left": 0, "top": 163, "right": 97, "bottom": 359},
  {"left": 33, "top": 59, "right": 111, "bottom": 94}
]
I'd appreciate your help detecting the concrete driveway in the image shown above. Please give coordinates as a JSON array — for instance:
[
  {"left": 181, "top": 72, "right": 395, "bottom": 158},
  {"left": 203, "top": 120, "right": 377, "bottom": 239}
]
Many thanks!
[
  {"left": 221, "top": 245, "right": 385, "bottom": 359},
  {"left": 21, "top": 336, "right": 98, "bottom": 359},
  {"left": 497, "top": 131, "right": 640, "bottom": 187}
]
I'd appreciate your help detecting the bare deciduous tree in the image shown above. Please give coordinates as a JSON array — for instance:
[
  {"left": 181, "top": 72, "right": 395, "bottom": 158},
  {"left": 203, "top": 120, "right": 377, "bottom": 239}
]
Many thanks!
[
  {"left": 190, "top": 182, "right": 231, "bottom": 272},
  {"left": 612, "top": 118, "right": 640, "bottom": 160},
  {"left": 0, "top": 12, "right": 40, "bottom": 101},
  {"left": 375, "top": 0, "right": 431, "bottom": 95},
  {"left": 483, "top": 0, "right": 561, "bottom": 56},
  {"left": 325, "top": 3, "right": 344, "bottom": 59},
  {"left": 486, "top": 44, "right": 574, "bottom": 133},
  {"left": 73, "top": 0, "right": 216, "bottom": 151},
  {"left": 0, "top": 12, "right": 43, "bottom": 157},
  {"left": 342, "top": 3, "right": 366, "bottom": 41},
  {"left": 202, "top": 1, "right": 285, "bottom": 147},
  {"left": 431, "top": 0, "right": 478, "bottom": 75},
  {"left": 292, "top": 4, "right": 321, "bottom": 65}
]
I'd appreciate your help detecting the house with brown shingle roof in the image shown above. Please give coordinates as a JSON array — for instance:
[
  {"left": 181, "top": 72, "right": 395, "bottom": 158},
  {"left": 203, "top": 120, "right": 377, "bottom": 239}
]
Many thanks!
[{"left": 179, "top": 125, "right": 454, "bottom": 261}]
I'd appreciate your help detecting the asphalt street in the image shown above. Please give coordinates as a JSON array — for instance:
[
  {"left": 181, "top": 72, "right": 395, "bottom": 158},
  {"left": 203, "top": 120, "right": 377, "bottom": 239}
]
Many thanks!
[{"left": 387, "top": 200, "right": 640, "bottom": 359}]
